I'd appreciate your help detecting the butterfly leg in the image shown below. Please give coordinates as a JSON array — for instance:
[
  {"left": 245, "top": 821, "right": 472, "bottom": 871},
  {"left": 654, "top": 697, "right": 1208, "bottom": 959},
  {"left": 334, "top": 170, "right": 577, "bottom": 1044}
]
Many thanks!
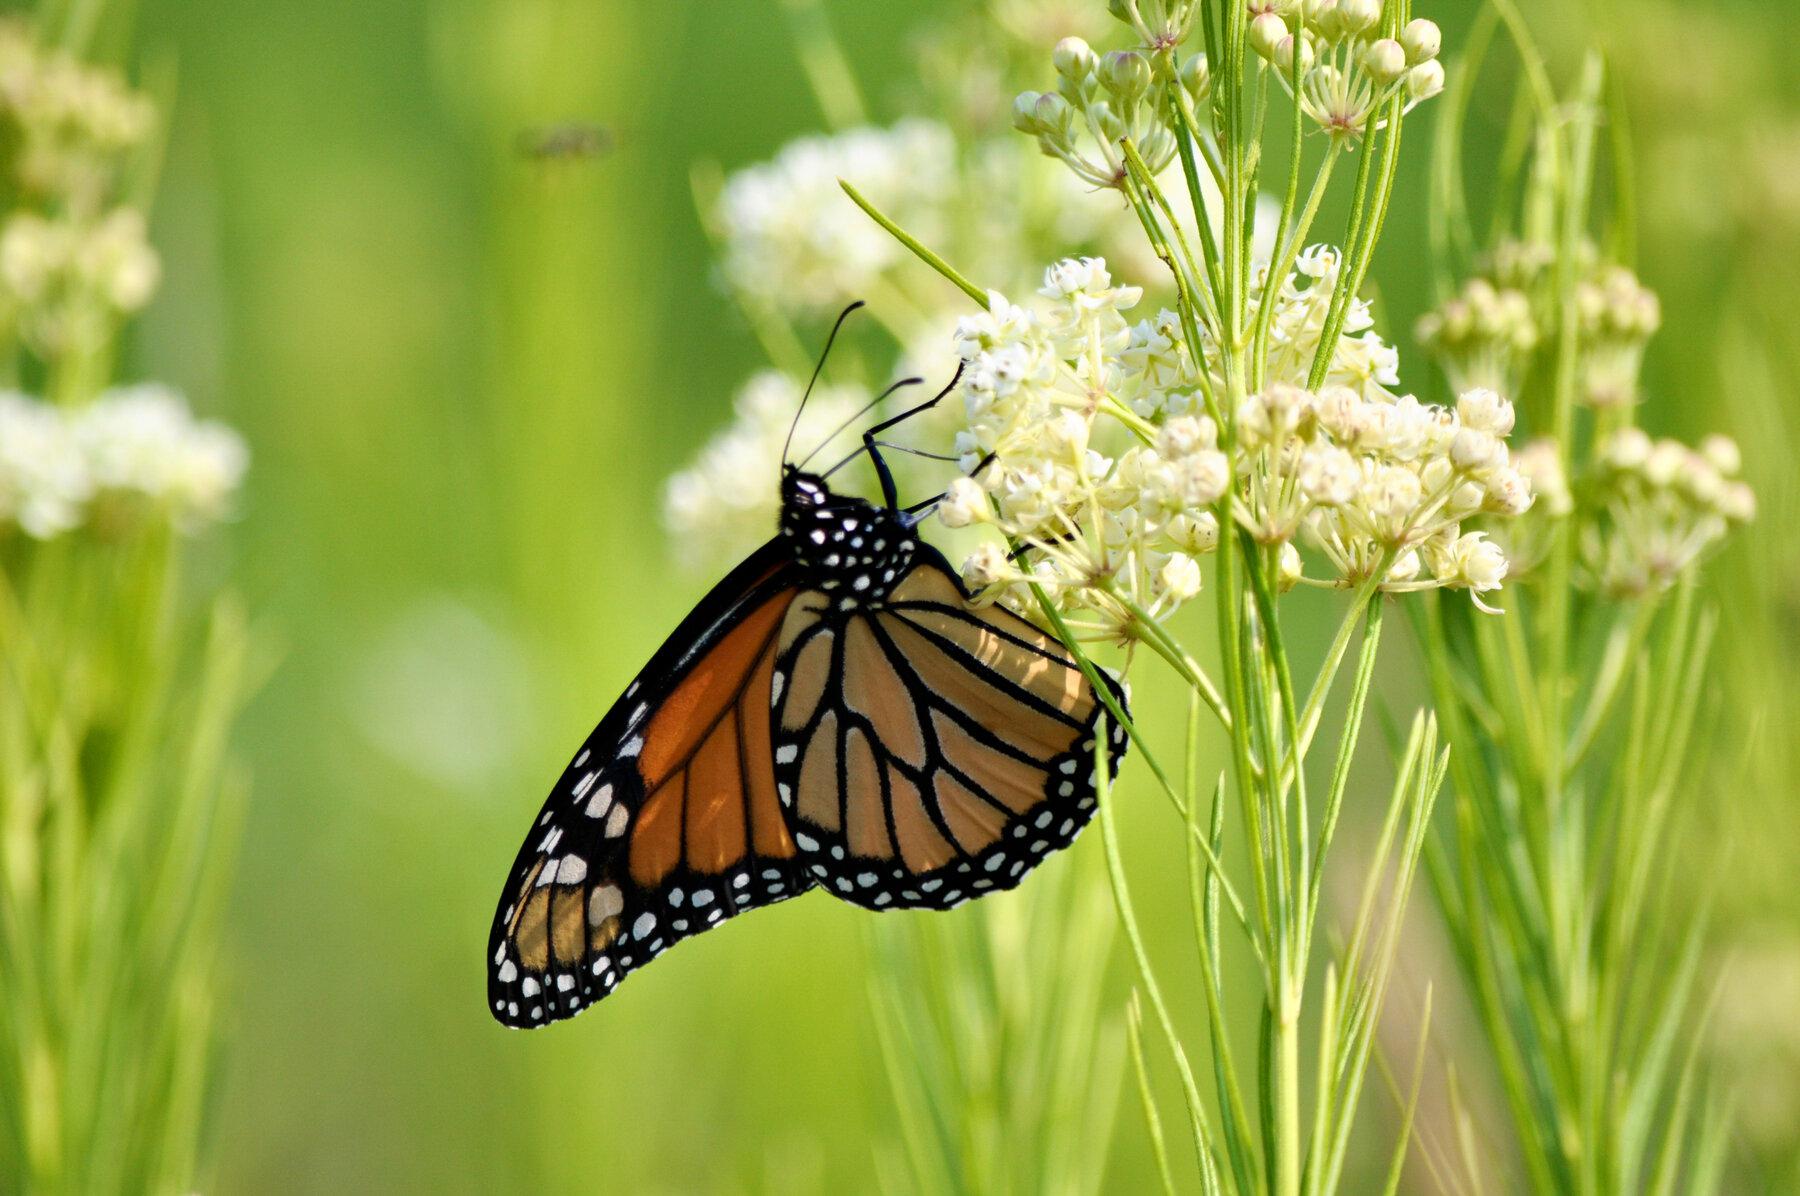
[{"left": 862, "top": 362, "right": 966, "bottom": 509}]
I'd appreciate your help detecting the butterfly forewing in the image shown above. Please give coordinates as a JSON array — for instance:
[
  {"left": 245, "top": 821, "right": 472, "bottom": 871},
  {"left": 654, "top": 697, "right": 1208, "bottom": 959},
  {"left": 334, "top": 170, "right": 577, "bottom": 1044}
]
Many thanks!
[
  {"left": 769, "top": 548, "right": 1127, "bottom": 911},
  {"left": 488, "top": 542, "right": 814, "bottom": 1027}
]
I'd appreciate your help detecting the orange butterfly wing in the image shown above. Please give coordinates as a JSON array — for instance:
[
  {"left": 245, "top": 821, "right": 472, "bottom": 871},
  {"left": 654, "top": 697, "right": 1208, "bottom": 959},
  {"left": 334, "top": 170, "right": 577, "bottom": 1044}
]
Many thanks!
[
  {"left": 487, "top": 543, "right": 813, "bottom": 1027},
  {"left": 769, "top": 549, "right": 1127, "bottom": 910}
]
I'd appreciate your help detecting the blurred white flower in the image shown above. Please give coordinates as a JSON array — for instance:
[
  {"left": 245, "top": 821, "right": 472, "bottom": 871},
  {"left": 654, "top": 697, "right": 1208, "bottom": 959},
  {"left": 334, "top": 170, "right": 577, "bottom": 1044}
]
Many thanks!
[
  {"left": 716, "top": 120, "right": 955, "bottom": 315},
  {"left": 1585, "top": 427, "right": 1753, "bottom": 596},
  {"left": 0, "top": 207, "right": 160, "bottom": 352},
  {"left": 0, "top": 391, "right": 89, "bottom": 537},
  {"left": 0, "top": 385, "right": 247, "bottom": 538},
  {"left": 0, "top": 21, "right": 155, "bottom": 207},
  {"left": 76, "top": 385, "right": 249, "bottom": 525}
]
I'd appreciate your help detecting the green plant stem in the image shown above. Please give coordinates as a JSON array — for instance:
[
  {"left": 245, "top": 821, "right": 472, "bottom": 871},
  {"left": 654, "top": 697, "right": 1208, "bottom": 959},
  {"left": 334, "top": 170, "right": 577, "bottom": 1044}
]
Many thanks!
[
  {"left": 839, "top": 179, "right": 987, "bottom": 306},
  {"left": 1093, "top": 732, "right": 1217, "bottom": 1184}
]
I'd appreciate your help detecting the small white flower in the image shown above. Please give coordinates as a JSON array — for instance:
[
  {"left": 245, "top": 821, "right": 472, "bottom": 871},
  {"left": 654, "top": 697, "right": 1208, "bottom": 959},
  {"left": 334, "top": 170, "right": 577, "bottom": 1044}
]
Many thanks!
[
  {"left": 961, "top": 540, "right": 1012, "bottom": 592},
  {"left": 1299, "top": 444, "right": 1358, "bottom": 507},
  {"left": 1455, "top": 388, "right": 1516, "bottom": 436},
  {"left": 937, "top": 477, "right": 990, "bottom": 529},
  {"left": 1158, "top": 552, "right": 1203, "bottom": 601},
  {"left": 1155, "top": 414, "right": 1217, "bottom": 459},
  {"left": 1450, "top": 427, "right": 1507, "bottom": 476}
]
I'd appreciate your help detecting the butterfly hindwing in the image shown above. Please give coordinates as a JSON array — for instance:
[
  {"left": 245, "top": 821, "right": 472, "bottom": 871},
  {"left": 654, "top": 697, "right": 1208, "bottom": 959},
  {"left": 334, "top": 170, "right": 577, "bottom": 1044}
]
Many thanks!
[
  {"left": 768, "top": 545, "right": 1127, "bottom": 911},
  {"left": 488, "top": 542, "right": 815, "bottom": 1027}
]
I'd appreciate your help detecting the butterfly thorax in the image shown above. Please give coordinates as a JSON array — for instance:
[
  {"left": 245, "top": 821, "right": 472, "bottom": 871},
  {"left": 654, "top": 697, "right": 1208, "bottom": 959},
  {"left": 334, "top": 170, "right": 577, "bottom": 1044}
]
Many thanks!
[{"left": 779, "top": 469, "right": 917, "bottom": 605}]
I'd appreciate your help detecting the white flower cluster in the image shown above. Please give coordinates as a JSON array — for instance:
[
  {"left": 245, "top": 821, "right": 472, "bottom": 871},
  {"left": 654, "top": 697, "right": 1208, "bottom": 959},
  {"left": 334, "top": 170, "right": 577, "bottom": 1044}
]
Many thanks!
[
  {"left": 1414, "top": 275, "right": 1539, "bottom": 397},
  {"left": 0, "top": 385, "right": 248, "bottom": 539},
  {"left": 0, "top": 21, "right": 155, "bottom": 207},
  {"left": 939, "top": 259, "right": 1214, "bottom": 635},
  {"left": 1231, "top": 245, "right": 1401, "bottom": 400},
  {"left": 0, "top": 392, "right": 87, "bottom": 538},
  {"left": 1420, "top": 248, "right": 1659, "bottom": 411},
  {"left": 715, "top": 120, "right": 956, "bottom": 316},
  {"left": 1249, "top": 8, "right": 1444, "bottom": 139},
  {"left": 1011, "top": 37, "right": 1201, "bottom": 189},
  {"left": 1584, "top": 429, "right": 1754, "bottom": 596},
  {"left": 1574, "top": 265, "right": 1661, "bottom": 410},
  {"left": 663, "top": 370, "right": 870, "bottom": 566},
  {"left": 937, "top": 256, "right": 1530, "bottom": 637},
  {"left": 1242, "top": 383, "right": 1528, "bottom": 605},
  {"left": 0, "top": 208, "right": 161, "bottom": 350}
]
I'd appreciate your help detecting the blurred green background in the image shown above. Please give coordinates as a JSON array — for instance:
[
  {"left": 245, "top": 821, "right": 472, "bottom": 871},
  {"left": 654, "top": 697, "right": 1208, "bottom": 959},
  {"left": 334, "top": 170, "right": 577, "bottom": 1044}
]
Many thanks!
[{"left": 98, "top": 0, "right": 1800, "bottom": 1189}]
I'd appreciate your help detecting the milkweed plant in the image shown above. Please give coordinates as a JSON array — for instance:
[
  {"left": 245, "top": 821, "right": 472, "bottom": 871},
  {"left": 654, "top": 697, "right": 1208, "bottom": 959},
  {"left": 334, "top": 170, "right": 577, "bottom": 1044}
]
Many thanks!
[
  {"left": 668, "top": 0, "right": 1753, "bottom": 1191},
  {"left": 0, "top": 13, "right": 252, "bottom": 1193},
  {"left": 1403, "top": 11, "right": 1750, "bottom": 1191}
]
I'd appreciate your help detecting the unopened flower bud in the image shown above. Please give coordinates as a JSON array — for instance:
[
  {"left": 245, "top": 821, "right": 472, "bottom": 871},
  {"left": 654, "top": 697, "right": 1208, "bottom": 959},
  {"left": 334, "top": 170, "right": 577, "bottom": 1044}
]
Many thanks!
[
  {"left": 1406, "top": 60, "right": 1445, "bottom": 102},
  {"left": 1012, "top": 91, "right": 1045, "bottom": 133},
  {"left": 1277, "top": 542, "right": 1303, "bottom": 591},
  {"left": 1100, "top": 50, "right": 1152, "bottom": 102},
  {"left": 1250, "top": 13, "right": 1290, "bottom": 62},
  {"left": 1401, "top": 18, "right": 1442, "bottom": 62},
  {"left": 1275, "top": 33, "right": 1316, "bottom": 74},
  {"left": 1180, "top": 52, "right": 1212, "bottom": 100},
  {"left": 1032, "top": 92, "right": 1074, "bottom": 136},
  {"left": 1699, "top": 433, "right": 1742, "bottom": 476},
  {"left": 1644, "top": 441, "right": 1686, "bottom": 487},
  {"left": 1720, "top": 481, "right": 1757, "bottom": 522},
  {"left": 1054, "top": 37, "right": 1098, "bottom": 83},
  {"left": 1605, "top": 427, "right": 1652, "bottom": 472},
  {"left": 1337, "top": 0, "right": 1381, "bottom": 36},
  {"left": 1363, "top": 38, "right": 1407, "bottom": 84}
]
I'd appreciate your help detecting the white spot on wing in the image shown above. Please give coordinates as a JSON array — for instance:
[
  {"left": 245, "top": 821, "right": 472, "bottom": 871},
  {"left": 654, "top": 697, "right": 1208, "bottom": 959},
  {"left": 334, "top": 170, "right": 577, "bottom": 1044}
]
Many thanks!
[{"left": 588, "top": 885, "right": 623, "bottom": 923}]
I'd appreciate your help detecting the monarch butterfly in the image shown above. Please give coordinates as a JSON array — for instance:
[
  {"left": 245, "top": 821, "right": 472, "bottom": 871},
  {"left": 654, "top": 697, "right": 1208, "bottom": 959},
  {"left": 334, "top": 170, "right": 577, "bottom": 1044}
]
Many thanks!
[{"left": 487, "top": 309, "right": 1129, "bottom": 1028}]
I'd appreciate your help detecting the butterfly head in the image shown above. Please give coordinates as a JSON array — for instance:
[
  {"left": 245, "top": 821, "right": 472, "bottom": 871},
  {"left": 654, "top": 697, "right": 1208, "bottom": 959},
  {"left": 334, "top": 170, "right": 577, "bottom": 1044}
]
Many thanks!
[{"left": 779, "top": 466, "right": 917, "bottom": 603}]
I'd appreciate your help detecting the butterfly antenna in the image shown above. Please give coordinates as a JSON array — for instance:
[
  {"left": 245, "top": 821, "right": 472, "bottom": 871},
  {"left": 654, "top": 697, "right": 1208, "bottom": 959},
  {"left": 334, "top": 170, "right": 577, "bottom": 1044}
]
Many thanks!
[
  {"left": 781, "top": 300, "right": 866, "bottom": 466},
  {"left": 796, "top": 375, "right": 925, "bottom": 471}
]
